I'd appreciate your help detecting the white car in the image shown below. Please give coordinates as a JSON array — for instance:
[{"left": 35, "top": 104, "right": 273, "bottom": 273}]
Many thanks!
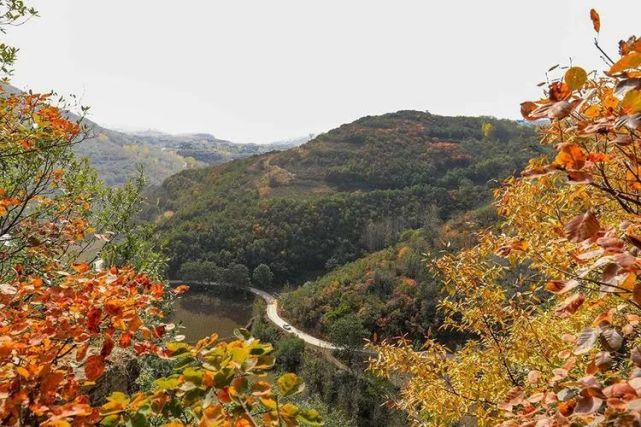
[{"left": 283, "top": 324, "right": 292, "bottom": 331}]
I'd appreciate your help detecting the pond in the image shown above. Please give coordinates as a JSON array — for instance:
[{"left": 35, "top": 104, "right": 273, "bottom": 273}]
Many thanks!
[{"left": 169, "top": 284, "right": 256, "bottom": 343}]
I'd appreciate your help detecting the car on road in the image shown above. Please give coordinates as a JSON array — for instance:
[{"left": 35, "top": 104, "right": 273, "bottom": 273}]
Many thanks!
[{"left": 283, "top": 324, "right": 291, "bottom": 331}]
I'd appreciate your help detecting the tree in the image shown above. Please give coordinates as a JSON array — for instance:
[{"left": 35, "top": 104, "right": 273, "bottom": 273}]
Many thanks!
[
  {"left": 253, "top": 263, "right": 274, "bottom": 288},
  {"left": 327, "top": 315, "right": 368, "bottom": 351},
  {"left": 370, "top": 11, "right": 641, "bottom": 426},
  {"left": 222, "top": 262, "right": 251, "bottom": 287},
  {"left": 0, "top": 3, "right": 319, "bottom": 425},
  {"left": 178, "top": 260, "right": 221, "bottom": 282},
  {"left": 275, "top": 336, "right": 305, "bottom": 372}
]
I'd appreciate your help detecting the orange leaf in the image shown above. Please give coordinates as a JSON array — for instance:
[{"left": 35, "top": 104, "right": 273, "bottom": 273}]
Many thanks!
[
  {"left": 587, "top": 153, "right": 609, "bottom": 163},
  {"left": 76, "top": 343, "right": 89, "bottom": 362},
  {"left": 555, "top": 143, "right": 586, "bottom": 170},
  {"left": 84, "top": 355, "right": 105, "bottom": 381},
  {"left": 609, "top": 52, "right": 641, "bottom": 75},
  {"left": 172, "top": 284, "right": 190, "bottom": 295},
  {"left": 72, "top": 262, "right": 90, "bottom": 274},
  {"left": 15, "top": 366, "right": 30, "bottom": 379},
  {"left": 119, "top": 331, "right": 133, "bottom": 348},
  {"left": 619, "top": 36, "right": 641, "bottom": 56},
  {"left": 104, "top": 299, "right": 123, "bottom": 317},
  {"left": 520, "top": 102, "right": 538, "bottom": 121},
  {"left": 590, "top": 9, "right": 600, "bottom": 33},
  {"left": 546, "top": 280, "right": 579, "bottom": 294}
]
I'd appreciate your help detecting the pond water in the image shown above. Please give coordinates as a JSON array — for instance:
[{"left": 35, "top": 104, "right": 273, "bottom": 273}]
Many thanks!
[{"left": 169, "top": 284, "right": 256, "bottom": 343}]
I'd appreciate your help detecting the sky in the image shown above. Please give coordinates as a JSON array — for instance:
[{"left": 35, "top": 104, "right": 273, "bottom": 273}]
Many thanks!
[{"left": 5, "top": 1, "right": 641, "bottom": 143}]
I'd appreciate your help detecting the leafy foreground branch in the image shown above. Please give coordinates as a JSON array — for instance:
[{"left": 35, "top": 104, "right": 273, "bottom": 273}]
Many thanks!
[
  {"left": 370, "top": 10, "right": 641, "bottom": 427},
  {"left": 0, "top": 15, "right": 321, "bottom": 425},
  {"left": 99, "top": 330, "right": 322, "bottom": 427}
]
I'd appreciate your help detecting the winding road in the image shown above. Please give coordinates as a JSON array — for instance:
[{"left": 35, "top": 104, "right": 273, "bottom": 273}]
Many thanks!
[{"left": 169, "top": 281, "right": 340, "bottom": 350}]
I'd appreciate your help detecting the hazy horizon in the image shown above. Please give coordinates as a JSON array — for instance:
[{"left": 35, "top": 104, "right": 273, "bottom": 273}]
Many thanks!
[{"left": 6, "top": 1, "right": 641, "bottom": 143}]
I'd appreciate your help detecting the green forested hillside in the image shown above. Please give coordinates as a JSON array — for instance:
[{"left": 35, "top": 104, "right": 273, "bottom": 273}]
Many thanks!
[
  {"left": 280, "top": 204, "right": 498, "bottom": 345},
  {"left": 147, "top": 110, "right": 542, "bottom": 283}
]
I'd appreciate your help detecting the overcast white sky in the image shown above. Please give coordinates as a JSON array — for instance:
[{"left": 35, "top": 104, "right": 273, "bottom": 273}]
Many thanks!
[{"left": 5, "top": 1, "right": 641, "bottom": 143}]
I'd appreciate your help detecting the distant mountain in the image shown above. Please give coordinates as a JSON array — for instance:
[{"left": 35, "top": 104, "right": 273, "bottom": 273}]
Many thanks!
[
  {"left": 2, "top": 83, "right": 308, "bottom": 186},
  {"left": 75, "top": 125, "right": 308, "bottom": 186}
]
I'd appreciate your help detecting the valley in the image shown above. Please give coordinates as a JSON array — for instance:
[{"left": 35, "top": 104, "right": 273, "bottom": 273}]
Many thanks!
[
  {"left": 130, "top": 110, "right": 547, "bottom": 425},
  {"left": 5, "top": 3, "right": 641, "bottom": 426}
]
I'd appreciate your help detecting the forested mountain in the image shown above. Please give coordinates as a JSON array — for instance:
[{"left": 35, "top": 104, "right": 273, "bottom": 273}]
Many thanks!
[{"left": 146, "top": 110, "right": 544, "bottom": 283}]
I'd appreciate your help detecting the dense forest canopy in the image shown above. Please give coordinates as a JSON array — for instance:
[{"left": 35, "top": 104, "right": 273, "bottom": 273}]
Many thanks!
[{"left": 147, "top": 111, "right": 542, "bottom": 283}]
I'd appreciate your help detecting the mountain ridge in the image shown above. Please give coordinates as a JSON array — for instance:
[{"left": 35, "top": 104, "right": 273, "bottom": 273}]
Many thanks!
[
  {"left": 145, "top": 110, "right": 543, "bottom": 282},
  {"left": 2, "top": 84, "right": 308, "bottom": 186}
]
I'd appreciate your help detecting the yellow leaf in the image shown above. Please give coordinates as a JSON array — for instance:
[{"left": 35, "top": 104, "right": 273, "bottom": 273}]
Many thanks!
[
  {"left": 609, "top": 52, "right": 641, "bottom": 75},
  {"left": 15, "top": 366, "right": 30, "bottom": 378},
  {"left": 277, "top": 373, "right": 304, "bottom": 397},
  {"left": 565, "top": 67, "right": 587, "bottom": 91},
  {"left": 623, "top": 90, "right": 641, "bottom": 114},
  {"left": 622, "top": 273, "right": 637, "bottom": 291}
]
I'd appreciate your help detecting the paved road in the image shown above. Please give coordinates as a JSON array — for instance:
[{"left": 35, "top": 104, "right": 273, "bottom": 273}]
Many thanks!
[{"left": 169, "top": 281, "right": 340, "bottom": 350}]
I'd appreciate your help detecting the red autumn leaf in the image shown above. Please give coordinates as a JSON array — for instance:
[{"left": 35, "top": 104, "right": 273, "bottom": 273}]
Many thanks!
[
  {"left": 564, "top": 211, "right": 600, "bottom": 243},
  {"left": 104, "top": 299, "right": 123, "bottom": 317},
  {"left": 100, "top": 335, "right": 114, "bottom": 358},
  {"left": 84, "top": 355, "right": 105, "bottom": 381},
  {"left": 590, "top": 9, "right": 600, "bottom": 33},
  {"left": 555, "top": 293, "right": 586, "bottom": 318},
  {"left": 520, "top": 101, "right": 538, "bottom": 121},
  {"left": 86, "top": 307, "right": 102, "bottom": 333},
  {"left": 119, "top": 331, "right": 133, "bottom": 348},
  {"left": 549, "top": 82, "right": 571, "bottom": 102},
  {"left": 217, "top": 387, "right": 231, "bottom": 403},
  {"left": 153, "top": 324, "right": 166, "bottom": 339},
  {"left": 151, "top": 283, "right": 165, "bottom": 298}
]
